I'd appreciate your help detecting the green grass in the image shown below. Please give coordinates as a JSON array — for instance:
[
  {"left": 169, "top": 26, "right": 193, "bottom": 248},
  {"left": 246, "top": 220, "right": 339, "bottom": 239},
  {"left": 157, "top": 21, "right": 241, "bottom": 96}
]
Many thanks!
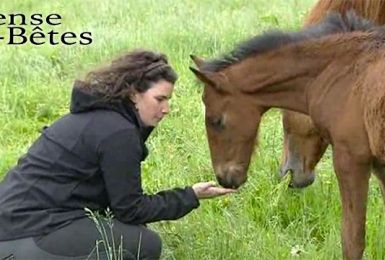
[{"left": 1, "top": 0, "right": 384, "bottom": 259}]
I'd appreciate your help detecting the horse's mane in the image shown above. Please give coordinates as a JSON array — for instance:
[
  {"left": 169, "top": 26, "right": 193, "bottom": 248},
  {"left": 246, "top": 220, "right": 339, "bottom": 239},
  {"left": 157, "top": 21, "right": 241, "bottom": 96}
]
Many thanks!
[
  {"left": 202, "top": 11, "right": 376, "bottom": 72},
  {"left": 304, "top": 0, "right": 385, "bottom": 26}
]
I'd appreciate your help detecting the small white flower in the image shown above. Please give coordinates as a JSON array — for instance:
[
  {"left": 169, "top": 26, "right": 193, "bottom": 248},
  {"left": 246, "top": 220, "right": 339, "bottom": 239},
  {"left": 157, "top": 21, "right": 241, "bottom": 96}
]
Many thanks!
[{"left": 290, "top": 244, "right": 304, "bottom": 257}]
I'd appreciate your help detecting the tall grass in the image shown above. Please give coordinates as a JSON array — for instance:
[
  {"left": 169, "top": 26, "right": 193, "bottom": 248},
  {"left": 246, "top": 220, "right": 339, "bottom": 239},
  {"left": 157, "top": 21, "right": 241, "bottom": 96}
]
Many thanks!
[
  {"left": 1, "top": 0, "right": 384, "bottom": 259},
  {"left": 85, "top": 208, "right": 125, "bottom": 260}
]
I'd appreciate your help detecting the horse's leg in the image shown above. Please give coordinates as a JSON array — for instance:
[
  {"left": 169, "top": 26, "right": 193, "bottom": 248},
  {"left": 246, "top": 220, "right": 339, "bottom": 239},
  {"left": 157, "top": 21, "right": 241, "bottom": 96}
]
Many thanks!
[{"left": 333, "top": 147, "right": 371, "bottom": 260}]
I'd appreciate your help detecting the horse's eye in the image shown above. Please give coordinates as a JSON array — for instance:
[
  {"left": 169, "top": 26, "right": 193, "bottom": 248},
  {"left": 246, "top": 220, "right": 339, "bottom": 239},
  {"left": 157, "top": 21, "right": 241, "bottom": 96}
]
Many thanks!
[{"left": 207, "top": 116, "right": 225, "bottom": 130}]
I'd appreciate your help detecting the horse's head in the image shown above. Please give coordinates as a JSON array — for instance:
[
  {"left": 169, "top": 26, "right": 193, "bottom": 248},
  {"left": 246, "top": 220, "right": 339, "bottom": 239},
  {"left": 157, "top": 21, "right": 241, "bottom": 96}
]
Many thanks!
[
  {"left": 190, "top": 55, "right": 264, "bottom": 189},
  {"left": 280, "top": 110, "right": 328, "bottom": 188}
]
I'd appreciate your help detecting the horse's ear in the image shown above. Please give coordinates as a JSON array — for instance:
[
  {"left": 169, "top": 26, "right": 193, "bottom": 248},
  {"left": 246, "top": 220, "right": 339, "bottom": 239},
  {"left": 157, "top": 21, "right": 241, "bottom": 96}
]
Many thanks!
[
  {"left": 189, "top": 67, "right": 218, "bottom": 87},
  {"left": 190, "top": 55, "right": 205, "bottom": 68},
  {"left": 190, "top": 67, "right": 229, "bottom": 93}
]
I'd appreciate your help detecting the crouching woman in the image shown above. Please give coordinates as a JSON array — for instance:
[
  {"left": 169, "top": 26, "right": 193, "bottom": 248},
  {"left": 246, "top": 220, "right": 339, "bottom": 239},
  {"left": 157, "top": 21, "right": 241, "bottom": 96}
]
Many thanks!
[{"left": 0, "top": 49, "right": 235, "bottom": 259}]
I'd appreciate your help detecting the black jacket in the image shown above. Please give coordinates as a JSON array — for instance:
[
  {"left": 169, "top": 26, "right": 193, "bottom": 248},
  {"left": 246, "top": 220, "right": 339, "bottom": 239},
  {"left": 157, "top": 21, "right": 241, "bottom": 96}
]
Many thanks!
[{"left": 0, "top": 83, "right": 199, "bottom": 241}]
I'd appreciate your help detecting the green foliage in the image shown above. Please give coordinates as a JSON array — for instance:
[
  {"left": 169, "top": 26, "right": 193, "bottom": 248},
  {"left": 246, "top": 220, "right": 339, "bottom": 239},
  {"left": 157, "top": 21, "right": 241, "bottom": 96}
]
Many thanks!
[
  {"left": 85, "top": 208, "right": 125, "bottom": 260},
  {"left": 1, "top": 0, "right": 384, "bottom": 259}
]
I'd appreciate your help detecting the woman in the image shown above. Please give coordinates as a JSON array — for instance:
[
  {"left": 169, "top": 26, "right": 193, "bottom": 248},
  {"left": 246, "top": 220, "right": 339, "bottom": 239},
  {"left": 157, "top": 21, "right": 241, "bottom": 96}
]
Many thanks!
[{"left": 0, "top": 49, "right": 235, "bottom": 259}]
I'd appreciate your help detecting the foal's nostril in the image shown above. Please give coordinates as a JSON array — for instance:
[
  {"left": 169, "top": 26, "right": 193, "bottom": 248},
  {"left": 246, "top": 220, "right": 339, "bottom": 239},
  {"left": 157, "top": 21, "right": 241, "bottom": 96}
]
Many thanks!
[{"left": 279, "top": 167, "right": 292, "bottom": 179}]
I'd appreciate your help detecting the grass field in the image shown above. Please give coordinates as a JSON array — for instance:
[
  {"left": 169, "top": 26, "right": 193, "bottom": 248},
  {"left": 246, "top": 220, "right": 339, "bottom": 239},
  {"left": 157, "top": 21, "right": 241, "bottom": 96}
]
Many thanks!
[{"left": 1, "top": 0, "right": 385, "bottom": 259}]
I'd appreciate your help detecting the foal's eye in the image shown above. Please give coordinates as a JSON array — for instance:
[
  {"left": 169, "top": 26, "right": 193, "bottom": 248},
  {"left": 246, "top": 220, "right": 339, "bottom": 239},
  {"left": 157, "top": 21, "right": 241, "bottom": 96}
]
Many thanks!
[{"left": 207, "top": 116, "right": 225, "bottom": 130}]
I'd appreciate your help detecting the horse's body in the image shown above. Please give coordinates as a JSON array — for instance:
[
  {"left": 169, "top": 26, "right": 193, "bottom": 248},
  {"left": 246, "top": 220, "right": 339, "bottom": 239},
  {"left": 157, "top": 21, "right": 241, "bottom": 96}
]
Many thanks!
[
  {"left": 191, "top": 13, "right": 385, "bottom": 260},
  {"left": 281, "top": 0, "right": 385, "bottom": 188}
]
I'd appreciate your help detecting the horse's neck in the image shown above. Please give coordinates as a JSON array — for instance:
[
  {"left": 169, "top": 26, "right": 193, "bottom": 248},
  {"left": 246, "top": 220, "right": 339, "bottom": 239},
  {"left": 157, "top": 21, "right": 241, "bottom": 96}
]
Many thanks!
[{"left": 229, "top": 39, "right": 363, "bottom": 114}]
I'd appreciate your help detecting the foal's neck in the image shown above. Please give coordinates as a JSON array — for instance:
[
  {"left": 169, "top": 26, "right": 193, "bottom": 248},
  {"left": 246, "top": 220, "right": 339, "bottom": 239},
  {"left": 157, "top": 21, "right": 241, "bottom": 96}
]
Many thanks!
[{"left": 228, "top": 33, "right": 367, "bottom": 114}]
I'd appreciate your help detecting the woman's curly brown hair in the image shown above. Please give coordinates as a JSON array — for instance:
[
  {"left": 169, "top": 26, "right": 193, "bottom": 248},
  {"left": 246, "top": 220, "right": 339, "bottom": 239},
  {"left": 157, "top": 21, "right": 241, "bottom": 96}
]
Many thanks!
[{"left": 77, "top": 49, "right": 178, "bottom": 100}]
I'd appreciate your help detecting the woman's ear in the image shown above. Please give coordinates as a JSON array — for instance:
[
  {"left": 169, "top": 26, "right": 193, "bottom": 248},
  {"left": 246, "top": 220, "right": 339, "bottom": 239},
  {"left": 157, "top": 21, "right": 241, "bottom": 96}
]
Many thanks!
[{"left": 129, "top": 90, "right": 139, "bottom": 104}]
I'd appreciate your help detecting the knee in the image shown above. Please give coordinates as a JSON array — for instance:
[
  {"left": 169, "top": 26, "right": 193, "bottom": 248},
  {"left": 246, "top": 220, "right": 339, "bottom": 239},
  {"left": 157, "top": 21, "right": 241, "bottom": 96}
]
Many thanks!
[{"left": 139, "top": 229, "right": 162, "bottom": 259}]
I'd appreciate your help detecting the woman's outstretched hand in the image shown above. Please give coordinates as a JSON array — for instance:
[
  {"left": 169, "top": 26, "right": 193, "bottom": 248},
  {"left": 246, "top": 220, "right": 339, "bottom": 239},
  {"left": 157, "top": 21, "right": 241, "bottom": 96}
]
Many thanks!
[{"left": 192, "top": 181, "right": 237, "bottom": 199}]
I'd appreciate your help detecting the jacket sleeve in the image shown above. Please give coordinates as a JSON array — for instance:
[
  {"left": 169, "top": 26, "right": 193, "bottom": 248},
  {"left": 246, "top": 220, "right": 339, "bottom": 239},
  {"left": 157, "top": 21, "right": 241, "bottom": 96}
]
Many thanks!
[{"left": 98, "top": 129, "right": 200, "bottom": 225}]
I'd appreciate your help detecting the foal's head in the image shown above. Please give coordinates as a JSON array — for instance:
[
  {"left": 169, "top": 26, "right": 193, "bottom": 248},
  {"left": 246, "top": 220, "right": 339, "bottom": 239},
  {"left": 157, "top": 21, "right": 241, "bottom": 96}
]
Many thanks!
[
  {"left": 280, "top": 111, "right": 328, "bottom": 188},
  {"left": 190, "top": 56, "right": 264, "bottom": 188}
]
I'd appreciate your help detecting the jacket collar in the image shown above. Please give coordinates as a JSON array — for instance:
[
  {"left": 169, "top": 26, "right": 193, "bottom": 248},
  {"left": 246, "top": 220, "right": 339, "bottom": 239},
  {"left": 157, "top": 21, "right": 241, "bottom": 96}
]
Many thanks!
[{"left": 70, "top": 81, "right": 154, "bottom": 142}]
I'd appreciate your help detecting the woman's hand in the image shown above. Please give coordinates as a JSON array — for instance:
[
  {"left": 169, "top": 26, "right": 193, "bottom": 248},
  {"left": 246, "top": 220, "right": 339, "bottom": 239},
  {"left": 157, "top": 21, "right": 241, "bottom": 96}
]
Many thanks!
[{"left": 192, "top": 181, "right": 237, "bottom": 199}]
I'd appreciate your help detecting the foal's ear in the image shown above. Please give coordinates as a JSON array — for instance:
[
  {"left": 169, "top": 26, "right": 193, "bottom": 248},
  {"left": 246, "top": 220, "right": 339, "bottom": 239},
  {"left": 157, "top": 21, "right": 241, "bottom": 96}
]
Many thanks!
[
  {"left": 190, "top": 67, "right": 229, "bottom": 93},
  {"left": 190, "top": 54, "right": 205, "bottom": 68},
  {"left": 189, "top": 67, "right": 220, "bottom": 88}
]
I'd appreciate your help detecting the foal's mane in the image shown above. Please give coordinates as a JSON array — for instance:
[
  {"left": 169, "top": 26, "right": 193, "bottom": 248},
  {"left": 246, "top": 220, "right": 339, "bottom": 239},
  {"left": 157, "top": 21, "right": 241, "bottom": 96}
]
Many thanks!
[{"left": 202, "top": 11, "right": 376, "bottom": 72}]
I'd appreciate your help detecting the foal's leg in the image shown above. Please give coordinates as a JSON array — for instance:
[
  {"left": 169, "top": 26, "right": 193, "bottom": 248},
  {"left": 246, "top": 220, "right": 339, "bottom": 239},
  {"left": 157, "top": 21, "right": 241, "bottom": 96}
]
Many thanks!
[{"left": 333, "top": 147, "right": 371, "bottom": 260}]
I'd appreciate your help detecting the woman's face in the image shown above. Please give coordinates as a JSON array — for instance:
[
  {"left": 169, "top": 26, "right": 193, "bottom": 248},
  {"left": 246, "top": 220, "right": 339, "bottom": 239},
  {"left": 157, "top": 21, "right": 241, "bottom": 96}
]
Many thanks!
[{"left": 132, "top": 79, "right": 174, "bottom": 127}]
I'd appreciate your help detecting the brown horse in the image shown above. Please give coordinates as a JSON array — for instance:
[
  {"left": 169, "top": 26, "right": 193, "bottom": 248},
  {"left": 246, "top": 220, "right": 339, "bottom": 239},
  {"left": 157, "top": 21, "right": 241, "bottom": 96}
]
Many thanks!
[
  {"left": 281, "top": 0, "right": 385, "bottom": 188},
  {"left": 190, "top": 12, "right": 385, "bottom": 260}
]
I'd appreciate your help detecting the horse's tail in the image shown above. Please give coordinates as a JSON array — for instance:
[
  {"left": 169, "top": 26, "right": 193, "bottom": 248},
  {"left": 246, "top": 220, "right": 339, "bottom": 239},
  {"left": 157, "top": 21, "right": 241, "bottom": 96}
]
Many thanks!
[{"left": 304, "top": 0, "right": 385, "bottom": 27}]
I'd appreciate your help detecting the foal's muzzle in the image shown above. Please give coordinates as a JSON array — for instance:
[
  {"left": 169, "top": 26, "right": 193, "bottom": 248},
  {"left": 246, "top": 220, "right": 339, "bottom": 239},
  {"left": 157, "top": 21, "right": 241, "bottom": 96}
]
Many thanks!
[
  {"left": 279, "top": 165, "right": 315, "bottom": 188},
  {"left": 215, "top": 164, "right": 247, "bottom": 189}
]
